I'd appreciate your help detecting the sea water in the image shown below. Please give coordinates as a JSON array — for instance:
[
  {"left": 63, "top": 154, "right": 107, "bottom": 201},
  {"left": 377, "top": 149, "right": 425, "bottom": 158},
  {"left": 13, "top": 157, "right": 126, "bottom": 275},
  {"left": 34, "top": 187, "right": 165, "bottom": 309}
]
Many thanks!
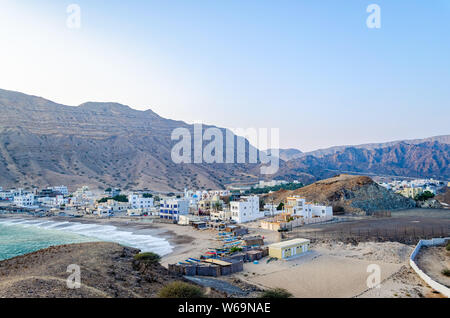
[{"left": 0, "top": 218, "right": 173, "bottom": 261}]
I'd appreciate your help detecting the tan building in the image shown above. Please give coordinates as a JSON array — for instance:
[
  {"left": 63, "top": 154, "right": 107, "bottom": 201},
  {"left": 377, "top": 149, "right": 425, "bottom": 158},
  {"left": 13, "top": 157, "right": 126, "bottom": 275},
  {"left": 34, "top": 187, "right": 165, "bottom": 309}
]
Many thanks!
[
  {"left": 397, "top": 187, "right": 423, "bottom": 199},
  {"left": 268, "top": 238, "right": 310, "bottom": 260}
]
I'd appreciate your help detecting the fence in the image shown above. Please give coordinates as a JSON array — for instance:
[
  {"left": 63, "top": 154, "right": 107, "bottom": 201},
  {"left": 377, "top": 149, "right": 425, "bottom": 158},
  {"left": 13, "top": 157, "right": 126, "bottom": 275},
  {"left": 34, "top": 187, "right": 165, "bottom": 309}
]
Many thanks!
[
  {"left": 284, "top": 225, "right": 449, "bottom": 245},
  {"left": 409, "top": 238, "right": 450, "bottom": 297}
]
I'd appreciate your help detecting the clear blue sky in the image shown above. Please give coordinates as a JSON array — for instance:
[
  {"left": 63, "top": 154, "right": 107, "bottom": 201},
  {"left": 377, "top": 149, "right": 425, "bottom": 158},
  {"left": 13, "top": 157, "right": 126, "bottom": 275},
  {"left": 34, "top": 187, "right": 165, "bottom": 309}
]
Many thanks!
[{"left": 0, "top": 0, "right": 449, "bottom": 151}]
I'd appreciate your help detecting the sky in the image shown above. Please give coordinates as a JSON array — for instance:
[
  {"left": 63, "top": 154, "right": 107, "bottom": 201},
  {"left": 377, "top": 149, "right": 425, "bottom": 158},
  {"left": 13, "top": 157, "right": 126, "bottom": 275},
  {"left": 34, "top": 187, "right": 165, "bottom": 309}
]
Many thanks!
[{"left": 0, "top": 0, "right": 449, "bottom": 151}]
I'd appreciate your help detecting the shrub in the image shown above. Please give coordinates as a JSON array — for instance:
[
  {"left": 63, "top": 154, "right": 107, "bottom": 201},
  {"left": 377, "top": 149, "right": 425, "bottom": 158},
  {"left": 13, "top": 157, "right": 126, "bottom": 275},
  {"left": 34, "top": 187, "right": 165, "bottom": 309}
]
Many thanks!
[
  {"left": 446, "top": 243, "right": 450, "bottom": 251},
  {"left": 134, "top": 252, "right": 161, "bottom": 265},
  {"left": 260, "top": 288, "right": 292, "bottom": 298},
  {"left": 230, "top": 247, "right": 243, "bottom": 253},
  {"left": 158, "top": 281, "right": 204, "bottom": 298},
  {"left": 414, "top": 191, "right": 435, "bottom": 201},
  {"left": 442, "top": 269, "right": 450, "bottom": 277}
]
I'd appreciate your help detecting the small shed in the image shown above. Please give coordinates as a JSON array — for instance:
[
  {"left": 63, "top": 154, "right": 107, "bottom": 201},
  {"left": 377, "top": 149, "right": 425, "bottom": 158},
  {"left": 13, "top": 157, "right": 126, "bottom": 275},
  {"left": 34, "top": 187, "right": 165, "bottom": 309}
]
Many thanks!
[{"left": 268, "top": 238, "right": 310, "bottom": 260}]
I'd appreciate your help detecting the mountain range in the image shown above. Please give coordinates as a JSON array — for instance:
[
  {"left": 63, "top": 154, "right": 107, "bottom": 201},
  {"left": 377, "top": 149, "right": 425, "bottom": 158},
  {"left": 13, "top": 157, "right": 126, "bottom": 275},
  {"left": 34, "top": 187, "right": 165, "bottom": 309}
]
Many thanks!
[{"left": 0, "top": 88, "right": 448, "bottom": 191}]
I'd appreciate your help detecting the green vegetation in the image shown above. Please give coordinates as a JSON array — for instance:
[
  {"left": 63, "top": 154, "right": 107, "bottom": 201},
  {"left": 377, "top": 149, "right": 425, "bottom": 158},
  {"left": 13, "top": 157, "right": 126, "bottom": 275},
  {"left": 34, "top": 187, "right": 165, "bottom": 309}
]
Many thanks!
[
  {"left": 158, "top": 281, "right": 204, "bottom": 298},
  {"left": 142, "top": 193, "right": 153, "bottom": 198},
  {"left": 276, "top": 202, "right": 284, "bottom": 211},
  {"left": 260, "top": 288, "right": 293, "bottom": 298},
  {"left": 134, "top": 252, "right": 161, "bottom": 265},
  {"left": 446, "top": 243, "right": 450, "bottom": 251},
  {"left": 213, "top": 201, "right": 223, "bottom": 211},
  {"left": 414, "top": 191, "right": 435, "bottom": 201},
  {"left": 442, "top": 269, "right": 450, "bottom": 277},
  {"left": 245, "top": 182, "right": 304, "bottom": 195},
  {"left": 97, "top": 194, "right": 129, "bottom": 203},
  {"left": 229, "top": 246, "right": 243, "bottom": 253}
]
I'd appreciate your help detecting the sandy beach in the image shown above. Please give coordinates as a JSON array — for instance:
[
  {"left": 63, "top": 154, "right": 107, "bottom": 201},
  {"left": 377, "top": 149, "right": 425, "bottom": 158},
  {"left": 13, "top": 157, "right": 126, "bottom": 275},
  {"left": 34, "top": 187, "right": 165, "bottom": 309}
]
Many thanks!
[{"left": 0, "top": 214, "right": 443, "bottom": 298}]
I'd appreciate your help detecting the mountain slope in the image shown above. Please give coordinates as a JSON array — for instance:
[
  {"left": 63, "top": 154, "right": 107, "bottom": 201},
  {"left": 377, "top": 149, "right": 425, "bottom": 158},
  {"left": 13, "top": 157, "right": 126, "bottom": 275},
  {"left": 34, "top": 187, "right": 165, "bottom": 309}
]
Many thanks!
[
  {"left": 276, "top": 141, "right": 450, "bottom": 181},
  {"left": 0, "top": 89, "right": 264, "bottom": 191}
]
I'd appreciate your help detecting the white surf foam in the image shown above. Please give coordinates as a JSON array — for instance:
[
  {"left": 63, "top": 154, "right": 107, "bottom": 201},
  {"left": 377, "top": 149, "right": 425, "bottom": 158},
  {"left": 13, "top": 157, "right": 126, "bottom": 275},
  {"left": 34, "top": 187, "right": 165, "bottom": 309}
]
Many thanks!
[{"left": 0, "top": 218, "right": 173, "bottom": 256}]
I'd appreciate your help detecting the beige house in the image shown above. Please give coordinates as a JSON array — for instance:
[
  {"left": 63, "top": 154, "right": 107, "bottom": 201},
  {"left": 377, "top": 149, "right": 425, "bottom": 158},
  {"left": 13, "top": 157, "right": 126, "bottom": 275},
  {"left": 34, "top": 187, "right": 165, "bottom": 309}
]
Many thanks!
[
  {"left": 397, "top": 187, "right": 423, "bottom": 198},
  {"left": 268, "top": 238, "right": 310, "bottom": 260}
]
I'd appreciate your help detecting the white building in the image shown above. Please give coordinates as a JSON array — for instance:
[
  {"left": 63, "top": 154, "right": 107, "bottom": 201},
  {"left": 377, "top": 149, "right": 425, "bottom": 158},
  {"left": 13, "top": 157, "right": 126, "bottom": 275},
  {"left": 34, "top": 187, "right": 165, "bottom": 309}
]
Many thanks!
[
  {"left": 38, "top": 195, "right": 68, "bottom": 207},
  {"left": 97, "top": 205, "right": 112, "bottom": 217},
  {"left": 159, "top": 198, "right": 189, "bottom": 221},
  {"left": 127, "top": 208, "right": 143, "bottom": 216},
  {"left": 263, "top": 204, "right": 283, "bottom": 216},
  {"left": 14, "top": 193, "right": 35, "bottom": 207},
  {"left": 128, "top": 194, "right": 154, "bottom": 212},
  {"left": 70, "top": 186, "right": 95, "bottom": 206},
  {"left": 286, "top": 197, "right": 333, "bottom": 219},
  {"left": 49, "top": 185, "right": 69, "bottom": 196},
  {"left": 210, "top": 209, "right": 232, "bottom": 222},
  {"left": 230, "top": 195, "right": 263, "bottom": 223},
  {"left": 256, "top": 180, "right": 288, "bottom": 188}
]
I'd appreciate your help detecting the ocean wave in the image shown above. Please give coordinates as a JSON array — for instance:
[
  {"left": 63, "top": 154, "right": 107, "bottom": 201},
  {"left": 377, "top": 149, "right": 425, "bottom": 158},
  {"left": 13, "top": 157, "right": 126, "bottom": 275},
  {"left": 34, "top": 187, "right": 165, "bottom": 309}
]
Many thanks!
[{"left": 0, "top": 218, "right": 173, "bottom": 256}]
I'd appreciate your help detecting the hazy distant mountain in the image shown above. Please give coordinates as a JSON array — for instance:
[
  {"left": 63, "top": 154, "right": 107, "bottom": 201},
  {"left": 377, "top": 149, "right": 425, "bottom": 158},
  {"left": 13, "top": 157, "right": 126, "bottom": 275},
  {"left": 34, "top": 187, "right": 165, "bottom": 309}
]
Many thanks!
[
  {"left": 266, "top": 148, "right": 303, "bottom": 161},
  {"left": 284, "top": 135, "right": 450, "bottom": 160},
  {"left": 0, "top": 89, "right": 263, "bottom": 191},
  {"left": 276, "top": 141, "right": 450, "bottom": 181}
]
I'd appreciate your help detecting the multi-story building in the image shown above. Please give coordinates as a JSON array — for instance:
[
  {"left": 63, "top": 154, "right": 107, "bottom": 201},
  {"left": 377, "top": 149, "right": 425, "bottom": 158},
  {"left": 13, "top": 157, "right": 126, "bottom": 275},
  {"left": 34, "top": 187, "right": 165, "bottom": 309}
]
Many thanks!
[
  {"left": 128, "top": 194, "right": 154, "bottom": 212},
  {"left": 230, "top": 195, "right": 262, "bottom": 223},
  {"left": 97, "top": 199, "right": 129, "bottom": 215},
  {"left": 38, "top": 194, "right": 68, "bottom": 207},
  {"left": 14, "top": 193, "right": 35, "bottom": 207},
  {"left": 159, "top": 198, "right": 189, "bottom": 221},
  {"left": 48, "top": 186, "right": 69, "bottom": 196},
  {"left": 285, "top": 196, "right": 333, "bottom": 219}
]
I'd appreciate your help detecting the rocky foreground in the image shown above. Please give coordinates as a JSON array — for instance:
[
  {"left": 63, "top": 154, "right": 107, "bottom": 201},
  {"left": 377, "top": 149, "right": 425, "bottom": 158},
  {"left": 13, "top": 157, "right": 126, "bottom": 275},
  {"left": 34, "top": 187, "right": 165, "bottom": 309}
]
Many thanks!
[{"left": 0, "top": 242, "right": 223, "bottom": 298}]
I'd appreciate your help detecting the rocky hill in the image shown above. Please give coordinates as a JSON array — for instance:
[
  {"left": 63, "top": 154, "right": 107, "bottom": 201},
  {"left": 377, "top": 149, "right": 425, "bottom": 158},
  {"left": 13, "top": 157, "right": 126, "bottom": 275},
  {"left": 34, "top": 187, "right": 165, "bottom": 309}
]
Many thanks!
[
  {"left": 262, "top": 174, "right": 416, "bottom": 215},
  {"left": 0, "top": 242, "right": 223, "bottom": 298},
  {"left": 436, "top": 188, "right": 450, "bottom": 208}
]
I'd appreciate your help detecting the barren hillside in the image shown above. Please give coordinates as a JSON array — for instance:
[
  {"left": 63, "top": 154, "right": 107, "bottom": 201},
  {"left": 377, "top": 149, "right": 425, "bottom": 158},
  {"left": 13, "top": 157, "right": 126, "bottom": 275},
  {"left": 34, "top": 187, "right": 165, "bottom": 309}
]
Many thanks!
[
  {"left": 0, "top": 242, "right": 222, "bottom": 298},
  {"left": 262, "top": 174, "right": 416, "bottom": 215}
]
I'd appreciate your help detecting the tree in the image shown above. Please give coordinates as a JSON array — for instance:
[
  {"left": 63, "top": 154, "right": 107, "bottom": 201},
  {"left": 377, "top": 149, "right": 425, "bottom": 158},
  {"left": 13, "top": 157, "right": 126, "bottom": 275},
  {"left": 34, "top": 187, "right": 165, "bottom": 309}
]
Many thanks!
[
  {"left": 414, "top": 191, "right": 435, "bottom": 201},
  {"left": 213, "top": 201, "right": 222, "bottom": 211},
  {"left": 276, "top": 202, "right": 284, "bottom": 211},
  {"left": 112, "top": 195, "right": 128, "bottom": 202}
]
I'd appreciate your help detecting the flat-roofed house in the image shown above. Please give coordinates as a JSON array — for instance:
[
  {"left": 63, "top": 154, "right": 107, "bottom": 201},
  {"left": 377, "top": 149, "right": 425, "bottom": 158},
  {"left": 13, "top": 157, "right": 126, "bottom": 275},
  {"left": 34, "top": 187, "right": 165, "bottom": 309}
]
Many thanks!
[{"left": 268, "top": 238, "right": 310, "bottom": 260}]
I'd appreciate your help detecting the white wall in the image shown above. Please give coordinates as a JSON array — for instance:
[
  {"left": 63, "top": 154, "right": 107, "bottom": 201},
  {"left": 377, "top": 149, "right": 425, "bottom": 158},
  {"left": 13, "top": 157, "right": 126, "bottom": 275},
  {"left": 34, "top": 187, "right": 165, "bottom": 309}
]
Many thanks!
[{"left": 410, "top": 238, "right": 450, "bottom": 298}]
